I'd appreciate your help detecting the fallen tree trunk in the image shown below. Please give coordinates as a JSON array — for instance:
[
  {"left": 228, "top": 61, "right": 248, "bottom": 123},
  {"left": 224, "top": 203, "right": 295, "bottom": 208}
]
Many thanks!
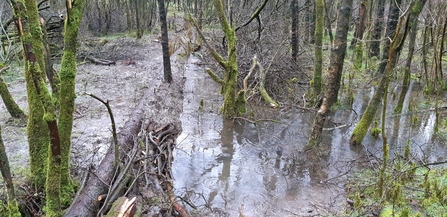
[
  {"left": 86, "top": 56, "right": 116, "bottom": 65},
  {"left": 64, "top": 89, "right": 148, "bottom": 216}
]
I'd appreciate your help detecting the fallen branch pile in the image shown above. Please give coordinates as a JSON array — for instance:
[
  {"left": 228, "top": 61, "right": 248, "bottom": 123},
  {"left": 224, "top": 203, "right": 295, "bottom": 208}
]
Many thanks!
[{"left": 66, "top": 86, "right": 188, "bottom": 216}]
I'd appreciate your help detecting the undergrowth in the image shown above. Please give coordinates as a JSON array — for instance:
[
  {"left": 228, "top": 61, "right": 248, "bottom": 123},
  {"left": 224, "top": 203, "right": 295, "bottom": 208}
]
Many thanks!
[{"left": 346, "top": 143, "right": 447, "bottom": 216}]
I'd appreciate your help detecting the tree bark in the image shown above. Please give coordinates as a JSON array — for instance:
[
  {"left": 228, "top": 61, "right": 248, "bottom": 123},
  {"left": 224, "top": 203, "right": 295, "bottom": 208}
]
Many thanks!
[
  {"left": 158, "top": 0, "right": 173, "bottom": 83},
  {"left": 291, "top": 0, "right": 299, "bottom": 61},
  {"left": 377, "top": 0, "right": 401, "bottom": 75},
  {"left": 312, "top": 0, "right": 324, "bottom": 96},
  {"left": 350, "top": 0, "right": 409, "bottom": 146},
  {"left": 351, "top": 0, "right": 367, "bottom": 69},
  {"left": 11, "top": 0, "right": 50, "bottom": 189},
  {"left": 58, "top": 0, "right": 85, "bottom": 205},
  {"left": 307, "top": 0, "right": 353, "bottom": 146},
  {"left": 394, "top": 0, "right": 426, "bottom": 113},
  {"left": 369, "top": 0, "right": 385, "bottom": 58},
  {"left": 0, "top": 125, "right": 21, "bottom": 217},
  {"left": 64, "top": 91, "right": 147, "bottom": 217},
  {"left": 0, "top": 67, "right": 26, "bottom": 119}
]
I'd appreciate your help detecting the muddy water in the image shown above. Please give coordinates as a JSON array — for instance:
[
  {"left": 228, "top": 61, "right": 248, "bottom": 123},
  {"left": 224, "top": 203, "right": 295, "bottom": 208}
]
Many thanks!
[{"left": 173, "top": 57, "right": 447, "bottom": 216}]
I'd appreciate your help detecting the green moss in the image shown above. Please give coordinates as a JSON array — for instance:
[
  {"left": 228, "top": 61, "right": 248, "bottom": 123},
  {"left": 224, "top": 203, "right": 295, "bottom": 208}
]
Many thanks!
[
  {"left": 371, "top": 119, "right": 381, "bottom": 138},
  {"left": 0, "top": 76, "right": 26, "bottom": 119},
  {"left": 25, "top": 65, "right": 49, "bottom": 188},
  {"left": 7, "top": 200, "right": 21, "bottom": 217},
  {"left": 58, "top": 0, "right": 85, "bottom": 199},
  {"left": 44, "top": 156, "right": 62, "bottom": 217},
  {"left": 348, "top": 152, "right": 447, "bottom": 216},
  {"left": 353, "top": 42, "right": 363, "bottom": 69},
  {"left": 235, "top": 90, "right": 246, "bottom": 115}
]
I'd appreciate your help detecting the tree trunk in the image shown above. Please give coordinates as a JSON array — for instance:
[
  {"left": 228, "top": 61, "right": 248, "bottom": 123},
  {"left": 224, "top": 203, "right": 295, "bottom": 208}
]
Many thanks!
[
  {"left": 369, "top": 0, "right": 385, "bottom": 58},
  {"left": 11, "top": 0, "right": 50, "bottom": 189},
  {"left": 40, "top": 20, "right": 60, "bottom": 100},
  {"left": 307, "top": 0, "right": 353, "bottom": 146},
  {"left": 158, "top": 0, "right": 173, "bottom": 83},
  {"left": 324, "top": 0, "right": 334, "bottom": 44},
  {"left": 135, "top": 0, "right": 142, "bottom": 38},
  {"left": 304, "top": 0, "right": 311, "bottom": 44},
  {"left": 64, "top": 88, "right": 148, "bottom": 217},
  {"left": 394, "top": 0, "right": 426, "bottom": 113},
  {"left": 0, "top": 125, "right": 21, "bottom": 217},
  {"left": 58, "top": 0, "right": 85, "bottom": 205},
  {"left": 351, "top": 0, "right": 367, "bottom": 69},
  {"left": 350, "top": 0, "right": 405, "bottom": 146},
  {"left": 16, "top": 0, "right": 64, "bottom": 214},
  {"left": 312, "top": 0, "right": 324, "bottom": 96},
  {"left": 0, "top": 68, "right": 26, "bottom": 119},
  {"left": 291, "top": 0, "right": 299, "bottom": 61},
  {"left": 377, "top": 0, "right": 401, "bottom": 75},
  {"left": 350, "top": 0, "right": 367, "bottom": 49}
]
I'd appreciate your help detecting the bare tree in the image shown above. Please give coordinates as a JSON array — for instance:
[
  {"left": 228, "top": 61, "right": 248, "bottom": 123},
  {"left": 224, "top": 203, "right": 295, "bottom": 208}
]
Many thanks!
[{"left": 307, "top": 0, "right": 353, "bottom": 146}]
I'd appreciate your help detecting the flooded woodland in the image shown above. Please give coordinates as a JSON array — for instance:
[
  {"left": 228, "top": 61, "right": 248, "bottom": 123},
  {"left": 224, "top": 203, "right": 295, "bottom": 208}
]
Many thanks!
[{"left": 1, "top": 0, "right": 447, "bottom": 216}]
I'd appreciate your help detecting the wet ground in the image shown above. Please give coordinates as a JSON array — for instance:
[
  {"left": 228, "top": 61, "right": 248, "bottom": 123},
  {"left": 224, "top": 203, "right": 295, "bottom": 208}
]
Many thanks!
[
  {"left": 2, "top": 34, "right": 447, "bottom": 216},
  {"left": 1, "top": 35, "right": 168, "bottom": 179},
  {"left": 172, "top": 57, "right": 447, "bottom": 216}
]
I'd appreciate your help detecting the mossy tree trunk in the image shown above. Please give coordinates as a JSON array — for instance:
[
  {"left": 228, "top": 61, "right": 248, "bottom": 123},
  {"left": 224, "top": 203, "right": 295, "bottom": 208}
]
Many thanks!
[
  {"left": 307, "top": 0, "right": 353, "bottom": 147},
  {"left": 13, "top": 0, "right": 84, "bottom": 215},
  {"left": 58, "top": 0, "right": 85, "bottom": 206},
  {"left": 0, "top": 125, "right": 21, "bottom": 217},
  {"left": 20, "top": 0, "right": 63, "bottom": 215},
  {"left": 311, "top": 0, "right": 324, "bottom": 97},
  {"left": 190, "top": 0, "right": 246, "bottom": 118},
  {"left": 394, "top": 0, "right": 426, "bottom": 113},
  {"left": 11, "top": 0, "right": 50, "bottom": 189},
  {"left": 0, "top": 67, "right": 26, "bottom": 119},
  {"left": 349, "top": 0, "right": 408, "bottom": 146},
  {"left": 41, "top": 20, "right": 60, "bottom": 103},
  {"left": 351, "top": 0, "right": 367, "bottom": 69}
]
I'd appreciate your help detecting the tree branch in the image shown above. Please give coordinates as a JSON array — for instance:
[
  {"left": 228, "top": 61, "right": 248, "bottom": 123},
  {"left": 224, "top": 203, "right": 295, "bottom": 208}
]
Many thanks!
[
  {"left": 188, "top": 14, "right": 227, "bottom": 69},
  {"left": 235, "top": 0, "right": 269, "bottom": 32}
]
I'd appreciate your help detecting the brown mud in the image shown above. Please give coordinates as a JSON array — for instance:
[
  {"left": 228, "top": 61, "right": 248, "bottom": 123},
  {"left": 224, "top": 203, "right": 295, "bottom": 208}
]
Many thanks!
[{"left": 1, "top": 33, "right": 188, "bottom": 215}]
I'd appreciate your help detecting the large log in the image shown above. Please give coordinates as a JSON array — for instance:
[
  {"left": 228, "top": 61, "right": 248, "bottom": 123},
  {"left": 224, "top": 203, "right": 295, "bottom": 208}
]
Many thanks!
[{"left": 64, "top": 89, "right": 149, "bottom": 217}]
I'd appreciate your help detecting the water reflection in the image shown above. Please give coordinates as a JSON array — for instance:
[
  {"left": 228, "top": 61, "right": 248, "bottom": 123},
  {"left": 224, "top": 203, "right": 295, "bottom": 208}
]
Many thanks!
[{"left": 173, "top": 57, "right": 447, "bottom": 216}]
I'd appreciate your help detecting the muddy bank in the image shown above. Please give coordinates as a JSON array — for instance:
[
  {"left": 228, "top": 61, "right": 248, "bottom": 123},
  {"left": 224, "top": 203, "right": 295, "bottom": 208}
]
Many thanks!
[{"left": 0, "top": 33, "right": 190, "bottom": 215}]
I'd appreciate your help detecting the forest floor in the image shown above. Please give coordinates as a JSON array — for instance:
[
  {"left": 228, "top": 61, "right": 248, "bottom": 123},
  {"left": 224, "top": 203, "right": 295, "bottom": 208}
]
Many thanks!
[{"left": 0, "top": 32, "right": 195, "bottom": 215}]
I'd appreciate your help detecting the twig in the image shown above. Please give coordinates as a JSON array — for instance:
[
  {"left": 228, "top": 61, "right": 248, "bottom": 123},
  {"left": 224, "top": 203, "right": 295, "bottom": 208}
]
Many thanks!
[
  {"left": 86, "top": 92, "right": 119, "bottom": 164},
  {"left": 233, "top": 116, "right": 284, "bottom": 124},
  {"left": 244, "top": 56, "right": 257, "bottom": 93},
  {"left": 0, "top": 66, "right": 10, "bottom": 74}
]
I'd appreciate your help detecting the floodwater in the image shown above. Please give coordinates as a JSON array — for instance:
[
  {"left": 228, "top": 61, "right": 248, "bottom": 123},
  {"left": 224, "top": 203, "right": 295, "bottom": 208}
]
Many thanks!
[{"left": 173, "top": 56, "right": 447, "bottom": 216}]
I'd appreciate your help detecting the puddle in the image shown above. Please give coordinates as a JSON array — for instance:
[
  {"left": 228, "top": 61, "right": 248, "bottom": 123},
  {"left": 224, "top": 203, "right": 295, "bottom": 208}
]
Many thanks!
[
  {"left": 173, "top": 57, "right": 354, "bottom": 216},
  {"left": 174, "top": 57, "right": 447, "bottom": 216}
]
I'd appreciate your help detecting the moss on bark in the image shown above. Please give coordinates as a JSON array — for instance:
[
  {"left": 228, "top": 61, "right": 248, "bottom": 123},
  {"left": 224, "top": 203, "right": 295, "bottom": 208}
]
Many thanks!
[
  {"left": 0, "top": 75, "right": 26, "bottom": 119},
  {"left": 11, "top": 0, "right": 50, "bottom": 188},
  {"left": 0, "top": 126, "right": 21, "bottom": 217},
  {"left": 58, "top": 0, "right": 85, "bottom": 203}
]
